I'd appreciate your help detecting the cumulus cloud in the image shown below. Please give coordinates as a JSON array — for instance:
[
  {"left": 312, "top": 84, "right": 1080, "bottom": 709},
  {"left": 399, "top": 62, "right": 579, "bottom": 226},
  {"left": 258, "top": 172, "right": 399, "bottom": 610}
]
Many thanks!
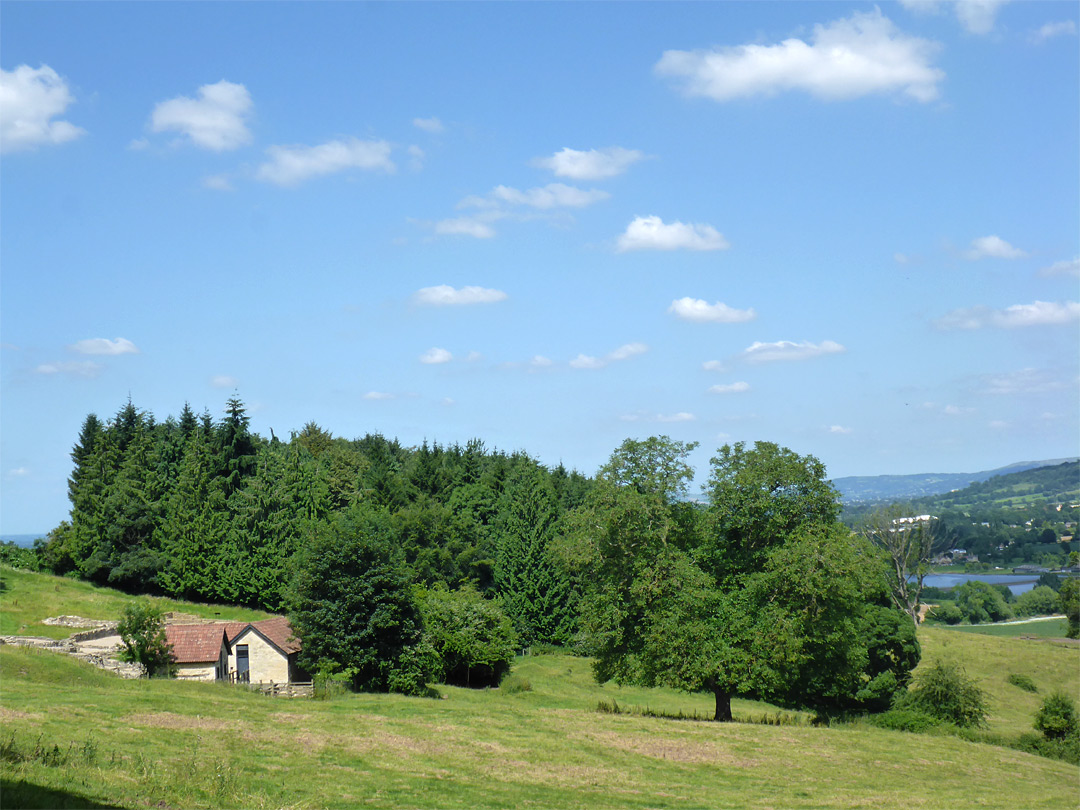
[
  {"left": 702, "top": 360, "right": 726, "bottom": 372},
  {"left": 709, "top": 381, "right": 750, "bottom": 394},
  {"left": 363, "top": 391, "right": 395, "bottom": 400},
  {"left": 943, "top": 404, "right": 975, "bottom": 416},
  {"left": 1030, "top": 20, "right": 1077, "bottom": 43},
  {"left": 256, "top": 138, "right": 394, "bottom": 186},
  {"left": 7, "top": 467, "right": 30, "bottom": 478},
  {"left": 413, "top": 285, "right": 508, "bottom": 306},
  {"left": 1040, "top": 258, "right": 1080, "bottom": 278},
  {"left": 461, "top": 183, "right": 609, "bottom": 210},
  {"left": 202, "top": 174, "right": 234, "bottom": 191},
  {"left": 420, "top": 347, "right": 453, "bottom": 364},
  {"left": 935, "top": 300, "right": 1080, "bottom": 329},
  {"left": 531, "top": 146, "right": 644, "bottom": 180},
  {"left": 656, "top": 9, "right": 944, "bottom": 103},
  {"left": 211, "top": 375, "right": 238, "bottom": 388},
  {"left": 570, "top": 342, "right": 648, "bottom": 369},
  {"left": 828, "top": 425, "right": 853, "bottom": 434},
  {"left": 964, "top": 235, "right": 1026, "bottom": 260},
  {"left": 617, "top": 216, "right": 729, "bottom": 252},
  {"left": 530, "top": 355, "right": 553, "bottom": 368},
  {"left": 35, "top": 361, "right": 102, "bottom": 378},
  {"left": 69, "top": 337, "right": 139, "bottom": 356},
  {"left": 150, "top": 80, "right": 253, "bottom": 151},
  {"left": 741, "top": 340, "right": 846, "bottom": 363},
  {"left": 0, "top": 64, "right": 86, "bottom": 153},
  {"left": 668, "top": 297, "right": 756, "bottom": 323},
  {"left": 413, "top": 116, "right": 444, "bottom": 133}
]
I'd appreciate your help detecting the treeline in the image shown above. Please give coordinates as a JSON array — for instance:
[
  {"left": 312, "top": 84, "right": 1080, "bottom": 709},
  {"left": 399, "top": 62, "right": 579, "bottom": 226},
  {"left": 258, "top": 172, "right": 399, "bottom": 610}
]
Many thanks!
[{"left": 40, "top": 398, "right": 589, "bottom": 646}]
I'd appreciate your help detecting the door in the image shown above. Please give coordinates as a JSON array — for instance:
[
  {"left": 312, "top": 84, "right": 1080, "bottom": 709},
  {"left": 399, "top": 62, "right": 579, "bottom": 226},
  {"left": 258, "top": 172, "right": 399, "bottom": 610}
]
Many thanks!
[{"left": 236, "top": 644, "right": 249, "bottom": 683}]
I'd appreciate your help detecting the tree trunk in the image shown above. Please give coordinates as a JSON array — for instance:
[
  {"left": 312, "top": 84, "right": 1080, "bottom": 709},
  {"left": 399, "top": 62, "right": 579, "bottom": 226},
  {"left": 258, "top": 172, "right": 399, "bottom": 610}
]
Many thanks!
[{"left": 713, "top": 686, "right": 733, "bottom": 722}]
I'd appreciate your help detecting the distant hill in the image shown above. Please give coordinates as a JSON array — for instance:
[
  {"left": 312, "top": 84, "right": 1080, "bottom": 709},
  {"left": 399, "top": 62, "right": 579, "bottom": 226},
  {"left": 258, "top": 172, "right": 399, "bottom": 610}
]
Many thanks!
[{"left": 832, "top": 458, "right": 1078, "bottom": 505}]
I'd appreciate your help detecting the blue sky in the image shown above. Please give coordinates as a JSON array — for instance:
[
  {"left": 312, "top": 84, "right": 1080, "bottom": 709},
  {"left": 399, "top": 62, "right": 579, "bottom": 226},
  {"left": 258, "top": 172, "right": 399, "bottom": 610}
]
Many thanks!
[{"left": 2, "top": 1, "right": 1078, "bottom": 534}]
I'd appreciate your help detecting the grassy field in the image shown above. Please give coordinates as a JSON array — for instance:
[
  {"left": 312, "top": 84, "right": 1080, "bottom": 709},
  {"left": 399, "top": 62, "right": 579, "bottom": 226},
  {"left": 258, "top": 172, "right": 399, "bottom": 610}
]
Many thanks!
[
  {"left": 942, "top": 618, "right": 1070, "bottom": 639},
  {"left": 0, "top": 566, "right": 270, "bottom": 638},
  {"left": 2, "top": 566, "right": 1078, "bottom": 809}
]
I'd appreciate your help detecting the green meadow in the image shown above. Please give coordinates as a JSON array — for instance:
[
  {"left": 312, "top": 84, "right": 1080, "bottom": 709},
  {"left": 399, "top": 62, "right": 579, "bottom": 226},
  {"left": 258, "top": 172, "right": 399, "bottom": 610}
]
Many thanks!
[{"left": 2, "top": 566, "right": 1078, "bottom": 809}]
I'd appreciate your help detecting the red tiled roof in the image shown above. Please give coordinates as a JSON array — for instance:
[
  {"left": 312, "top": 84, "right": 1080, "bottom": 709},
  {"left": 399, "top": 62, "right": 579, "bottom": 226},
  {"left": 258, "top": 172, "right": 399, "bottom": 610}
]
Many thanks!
[
  {"left": 165, "top": 625, "right": 229, "bottom": 664},
  {"left": 223, "top": 616, "right": 301, "bottom": 655}
]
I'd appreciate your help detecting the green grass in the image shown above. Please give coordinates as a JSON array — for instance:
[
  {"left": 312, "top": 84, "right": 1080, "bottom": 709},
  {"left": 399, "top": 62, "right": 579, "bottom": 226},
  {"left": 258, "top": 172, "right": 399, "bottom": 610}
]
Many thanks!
[
  {"left": 917, "top": 626, "right": 1079, "bottom": 737},
  {"left": 0, "top": 565, "right": 270, "bottom": 639},
  {"left": 942, "top": 618, "right": 1070, "bottom": 638},
  {"left": 2, "top": 568, "right": 1078, "bottom": 808}
]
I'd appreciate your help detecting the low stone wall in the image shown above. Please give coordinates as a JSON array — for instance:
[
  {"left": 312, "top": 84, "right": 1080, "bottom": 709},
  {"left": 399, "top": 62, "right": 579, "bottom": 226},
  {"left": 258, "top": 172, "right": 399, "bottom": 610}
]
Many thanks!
[{"left": 70, "top": 624, "right": 120, "bottom": 643}]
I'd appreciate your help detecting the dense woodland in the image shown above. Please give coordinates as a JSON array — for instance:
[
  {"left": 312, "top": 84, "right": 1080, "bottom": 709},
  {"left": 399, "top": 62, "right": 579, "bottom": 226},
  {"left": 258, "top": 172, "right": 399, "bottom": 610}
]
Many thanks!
[
  {"left": 27, "top": 398, "right": 923, "bottom": 714},
  {"left": 39, "top": 397, "right": 589, "bottom": 646}
]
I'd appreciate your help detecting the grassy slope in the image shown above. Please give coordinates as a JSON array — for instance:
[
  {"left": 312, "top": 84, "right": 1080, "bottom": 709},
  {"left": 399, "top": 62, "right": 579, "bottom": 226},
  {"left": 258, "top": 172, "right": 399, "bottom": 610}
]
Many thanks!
[
  {"left": 2, "top": 568, "right": 1078, "bottom": 809},
  {"left": 0, "top": 565, "right": 270, "bottom": 638}
]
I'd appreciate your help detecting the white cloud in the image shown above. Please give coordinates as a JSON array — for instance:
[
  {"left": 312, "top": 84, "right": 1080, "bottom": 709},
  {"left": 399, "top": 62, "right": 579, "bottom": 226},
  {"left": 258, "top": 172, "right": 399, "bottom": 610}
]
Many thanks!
[
  {"left": 69, "top": 337, "right": 139, "bottom": 356},
  {"left": 420, "top": 347, "right": 453, "bottom": 364},
  {"left": 530, "top": 355, "right": 553, "bottom": 368},
  {"left": 669, "top": 297, "right": 756, "bottom": 323},
  {"left": 899, "top": 1, "right": 1010, "bottom": 35},
  {"left": 407, "top": 144, "right": 425, "bottom": 170},
  {"left": 964, "top": 235, "right": 1026, "bottom": 260},
  {"left": 531, "top": 146, "right": 644, "bottom": 180},
  {"left": 35, "top": 361, "right": 102, "bottom": 378},
  {"left": 709, "top": 381, "right": 750, "bottom": 394},
  {"left": 702, "top": 360, "right": 726, "bottom": 372},
  {"left": 150, "top": 80, "right": 252, "bottom": 152},
  {"left": 433, "top": 216, "right": 497, "bottom": 239},
  {"left": 202, "top": 174, "right": 234, "bottom": 191},
  {"left": 621, "top": 411, "right": 697, "bottom": 423},
  {"left": 656, "top": 9, "right": 944, "bottom": 104},
  {"left": 1030, "top": 20, "right": 1077, "bottom": 43},
  {"left": 413, "top": 116, "right": 444, "bottom": 133},
  {"left": 936, "top": 300, "right": 1080, "bottom": 329},
  {"left": 256, "top": 138, "right": 395, "bottom": 186},
  {"left": 211, "top": 375, "right": 237, "bottom": 388},
  {"left": 0, "top": 64, "right": 86, "bottom": 153},
  {"left": 1040, "top": 258, "right": 1080, "bottom": 278},
  {"left": 363, "top": 391, "right": 395, "bottom": 400},
  {"left": 413, "top": 285, "right": 507, "bottom": 306},
  {"left": 954, "top": 0, "right": 1009, "bottom": 34},
  {"left": 980, "top": 368, "right": 1068, "bottom": 395},
  {"left": 828, "top": 425, "right": 853, "bottom": 434},
  {"left": 741, "top": 340, "right": 846, "bottom": 363},
  {"left": 462, "top": 183, "right": 609, "bottom": 210},
  {"left": 571, "top": 342, "right": 648, "bottom": 370},
  {"left": 988, "top": 420, "right": 1009, "bottom": 429},
  {"left": 6, "top": 467, "right": 30, "bottom": 478},
  {"left": 617, "top": 216, "right": 729, "bottom": 252}
]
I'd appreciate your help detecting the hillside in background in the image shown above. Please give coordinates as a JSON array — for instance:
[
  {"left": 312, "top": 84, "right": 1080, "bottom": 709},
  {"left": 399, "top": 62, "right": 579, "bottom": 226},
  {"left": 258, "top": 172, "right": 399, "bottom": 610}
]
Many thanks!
[
  {"left": 907, "top": 460, "right": 1080, "bottom": 513},
  {"left": 833, "top": 458, "right": 1078, "bottom": 504}
]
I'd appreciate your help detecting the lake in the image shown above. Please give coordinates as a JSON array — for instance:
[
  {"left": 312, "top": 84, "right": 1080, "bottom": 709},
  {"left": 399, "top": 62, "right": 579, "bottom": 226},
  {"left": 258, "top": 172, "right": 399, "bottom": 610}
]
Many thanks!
[{"left": 920, "top": 573, "right": 1040, "bottom": 595}]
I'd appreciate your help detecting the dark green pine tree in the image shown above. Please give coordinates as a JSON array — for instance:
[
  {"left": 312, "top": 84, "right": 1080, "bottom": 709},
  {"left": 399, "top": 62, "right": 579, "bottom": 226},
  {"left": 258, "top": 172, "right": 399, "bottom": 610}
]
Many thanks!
[
  {"left": 216, "top": 396, "right": 258, "bottom": 497},
  {"left": 493, "top": 461, "right": 577, "bottom": 646}
]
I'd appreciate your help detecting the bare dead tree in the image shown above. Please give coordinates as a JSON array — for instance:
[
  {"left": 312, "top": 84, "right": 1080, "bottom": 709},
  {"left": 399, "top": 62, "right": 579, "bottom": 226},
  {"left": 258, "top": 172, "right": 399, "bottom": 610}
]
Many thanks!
[{"left": 861, "top": 505, "right": 942, "bottom": 625}]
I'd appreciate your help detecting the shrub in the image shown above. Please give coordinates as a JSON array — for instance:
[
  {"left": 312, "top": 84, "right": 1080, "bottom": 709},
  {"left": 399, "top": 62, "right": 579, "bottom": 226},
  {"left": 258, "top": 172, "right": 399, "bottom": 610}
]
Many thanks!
[
  {"left": 1014, "top": 586, "right": 1060, "bottom": 617},
  {"left": 116, "top": 601, "right": 174, "bottom": 678},
  {"left": 1006, "top": 673, "right": 1038, "bottom": 693},
  {"left": 926, "top": 601, "right": 963, "bottom": 625},
  {"left": 1034, "top": 692, "right": 1079, "bottom": 740},
  {"left": 1059, "top": 578, "right": 1080, "bottom": 639},
  {"left": 499, "top": 675, "right": 532, "bottom": 694},
  {"left": 953, "top": 581, "right": 1011, "bottom": 624},
  {"left": 866, "top": 708, "right": 942, "bottom": 733},
  {"left": 900, "top": 659, "right": 988, "bottom": 728},
  {"left": 417, "top": 584, "right": 517, "bottom": 688}
]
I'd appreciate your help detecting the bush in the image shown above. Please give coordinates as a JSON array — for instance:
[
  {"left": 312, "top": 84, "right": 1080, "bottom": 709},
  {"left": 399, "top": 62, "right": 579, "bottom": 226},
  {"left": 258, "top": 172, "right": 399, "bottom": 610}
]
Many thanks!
[
  {"left": 1014, "top": 585, "right": 1060, "bottom": 617},
  {"left": 899, "top": 659, "right": 988, "bottom": 728},
  {"left": 953, "top": 581, "right": 1011, "bottom": 624},
  {"left": 417, "top": 584, "right": 517, "bottom": 688},
  {"left": 1034, "top": 692, "right": 1079, "bottom": 740},
  {"left": 1059, "top": 578, "right": 1080, "bottom": 639},
  {"left": 866, "top": 708, "right": 942, "bottom": 733},
  {"left": 926, "top": 601, "right": 963, "bottom": 625},
  {"left": 499, "top": 675, "right": 532, "bottom": 694},
  {"left": 1006, "top": 673, "right": 1038, "bottom": 693},
  {"left": 116, "top": 601, "right": 174, "bottom": 678}
]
